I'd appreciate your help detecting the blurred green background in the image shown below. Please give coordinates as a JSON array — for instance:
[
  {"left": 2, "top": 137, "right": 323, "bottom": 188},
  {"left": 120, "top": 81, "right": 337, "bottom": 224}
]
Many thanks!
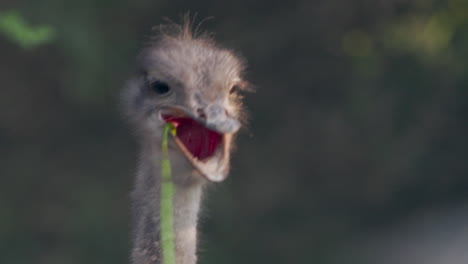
[{"left": 1, "top": 0, "right": 468, "bottom": 263}]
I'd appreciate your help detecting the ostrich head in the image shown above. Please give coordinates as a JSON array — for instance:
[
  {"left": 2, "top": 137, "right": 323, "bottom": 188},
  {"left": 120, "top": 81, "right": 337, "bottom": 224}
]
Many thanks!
[{"left": 122, "top": 24, "right": 248, "bottom": 183}]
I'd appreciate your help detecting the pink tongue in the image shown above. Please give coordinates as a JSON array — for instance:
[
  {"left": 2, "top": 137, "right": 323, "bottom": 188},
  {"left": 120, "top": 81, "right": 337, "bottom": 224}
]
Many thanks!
[{"left": 163, "top": 116, "right": 222, "bottom": 160}]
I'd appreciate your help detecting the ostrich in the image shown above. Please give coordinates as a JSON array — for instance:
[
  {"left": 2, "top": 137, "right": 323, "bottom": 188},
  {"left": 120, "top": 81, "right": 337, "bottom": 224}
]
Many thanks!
[{"left": 122, "top": 22, "right": 249, "bottom": 264}]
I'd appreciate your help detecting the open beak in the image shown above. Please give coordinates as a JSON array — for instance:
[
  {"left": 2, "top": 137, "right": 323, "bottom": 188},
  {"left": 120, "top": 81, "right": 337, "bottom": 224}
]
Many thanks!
[{"left": 159, "top": 106, "right": 239, "bottom": 182}]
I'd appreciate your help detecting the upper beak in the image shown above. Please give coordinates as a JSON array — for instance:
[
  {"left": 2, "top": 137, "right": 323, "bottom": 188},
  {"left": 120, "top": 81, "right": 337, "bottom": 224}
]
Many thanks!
[
  {"left": 160, "top": 104, "right": 240, "bottom": 134},
  {"left": 203, "top": 104, "right": 241, "bottom": 134}
]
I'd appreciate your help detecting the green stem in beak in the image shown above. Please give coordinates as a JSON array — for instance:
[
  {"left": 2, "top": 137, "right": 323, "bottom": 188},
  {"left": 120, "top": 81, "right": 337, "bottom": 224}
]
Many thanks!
[{"left": 160, "top": 122, "right": 177, "bottom": 264}]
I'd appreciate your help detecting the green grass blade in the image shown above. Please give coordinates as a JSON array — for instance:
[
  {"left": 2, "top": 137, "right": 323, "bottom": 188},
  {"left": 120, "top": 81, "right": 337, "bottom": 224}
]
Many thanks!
[{"left": 160, "top": 123, "right": 176, "bottom": 264}]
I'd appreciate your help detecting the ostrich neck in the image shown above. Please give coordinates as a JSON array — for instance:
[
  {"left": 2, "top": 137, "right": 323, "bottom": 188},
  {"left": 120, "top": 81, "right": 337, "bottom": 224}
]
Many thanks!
[{"left": 131, "top": 142, "right": 204, "bottom": 264}]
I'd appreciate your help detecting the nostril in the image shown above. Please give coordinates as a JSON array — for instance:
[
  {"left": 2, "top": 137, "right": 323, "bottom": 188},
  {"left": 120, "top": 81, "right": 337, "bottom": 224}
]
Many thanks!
[
  {"left": 197, "top": 108, "right": 207, "bottom": 120},
  {"left": 224, "top": 109, "right": 232, "bottom": 118}
]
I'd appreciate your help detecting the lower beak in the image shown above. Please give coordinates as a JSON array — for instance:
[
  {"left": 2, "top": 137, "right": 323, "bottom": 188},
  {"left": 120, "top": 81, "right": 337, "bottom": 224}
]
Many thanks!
[{"left": 172, "top": 133, "right": 233, "bottom": 182}]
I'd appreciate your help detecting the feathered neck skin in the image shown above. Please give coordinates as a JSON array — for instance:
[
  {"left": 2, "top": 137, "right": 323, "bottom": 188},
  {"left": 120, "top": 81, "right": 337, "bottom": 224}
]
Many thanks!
[{"left": 131, "top": 139, "right": 204, "bottom": 264}]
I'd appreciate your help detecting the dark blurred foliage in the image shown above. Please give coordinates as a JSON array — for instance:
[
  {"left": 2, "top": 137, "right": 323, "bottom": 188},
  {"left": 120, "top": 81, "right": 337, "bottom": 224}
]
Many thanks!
[{"left": 1, "top": 0, "right": 468, "bottom": 263}]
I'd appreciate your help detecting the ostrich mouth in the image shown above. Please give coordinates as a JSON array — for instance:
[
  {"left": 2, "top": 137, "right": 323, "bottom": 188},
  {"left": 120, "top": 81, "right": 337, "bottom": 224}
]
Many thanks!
[
  {"left": 160, "top": 111, "right": 232, "bottom": 182},
  {"left": 163, "top": 115, "right": 223, "bottom": 160}
]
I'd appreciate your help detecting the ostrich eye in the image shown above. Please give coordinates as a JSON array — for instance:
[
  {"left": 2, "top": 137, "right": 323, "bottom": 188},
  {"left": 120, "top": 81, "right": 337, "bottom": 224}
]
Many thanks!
[
  {"left": 229, "top": 85, "right": 239, "bottom": 95},
  {"left": 151, "top": 81, "right": 171, "bottom": 95}
]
